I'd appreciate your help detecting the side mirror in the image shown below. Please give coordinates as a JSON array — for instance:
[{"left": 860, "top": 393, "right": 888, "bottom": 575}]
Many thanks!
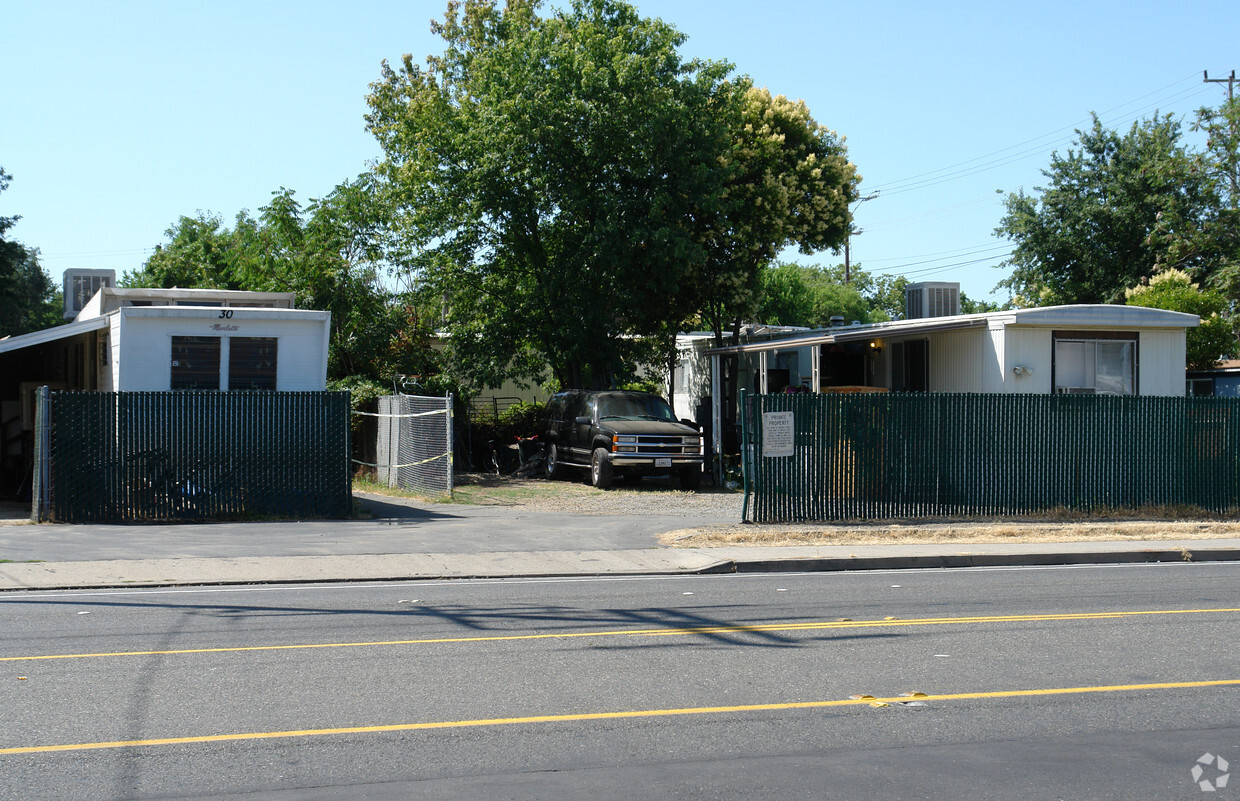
[{"left": 575, "top": 416, "right": 592, "bottom": 425}]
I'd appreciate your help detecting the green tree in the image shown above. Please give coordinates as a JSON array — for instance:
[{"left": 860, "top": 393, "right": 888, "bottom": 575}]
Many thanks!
[
  {"left": 242, "top": 180, "right": 435, "bottom": 380},
  {"left": 1125, "top": 268, "right": 1236, "bottom": 369},
  {"left": 367, "top": 0, "right": 859, "bottom": 389},
  {"left": 367, "top": 0, "right": 737, "bottom": 390},
  {"left": 1152, "top": 98, "right": 1240, "bottom": 299},
  {"left": 0, "top": 167, "right": 60, "bottom": 337},
  {"left": 756, "top": 262, "right": 869, "bottom": 327},
  {"left": 126, "top": 177, "right": 433, "bottom": 382},
  {"left": 959, "top": 292, "right": 1003, "bottom": 315},
  {"left": 123, "top": 213, "right": 245, "bottom": 290},
  {"left": 996, "top": 113, "right": 1211, "bottom": 306}
]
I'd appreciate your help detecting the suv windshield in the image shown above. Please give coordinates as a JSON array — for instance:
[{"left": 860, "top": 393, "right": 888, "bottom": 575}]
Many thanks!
[{"left": 597, "top": 393, "right": 677, "bottom": 422}]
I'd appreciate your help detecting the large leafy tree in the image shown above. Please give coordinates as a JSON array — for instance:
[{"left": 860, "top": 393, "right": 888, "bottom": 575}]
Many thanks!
[
  {"left": 996, "top": 114, "right": 1211, "bottom": 306},
  {"left": 0, "top": 167, "right": 60, "bottom": 337},
  {"left": 367, "top": 0, "right": 735, "bottom": 390},
  {"left": 691, "top": 87, "right": 859, "bottom": 346},
  {"left": 1154, "top": 98, "right": 1240, "bottom": 300},
  {"left": 367, "top": 0, "right": 859, "bottom": 389}
]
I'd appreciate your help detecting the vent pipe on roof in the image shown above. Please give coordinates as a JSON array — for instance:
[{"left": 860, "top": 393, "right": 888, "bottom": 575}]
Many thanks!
[{"left": 830, "top": 316, "right": 846, "bottom": 327}]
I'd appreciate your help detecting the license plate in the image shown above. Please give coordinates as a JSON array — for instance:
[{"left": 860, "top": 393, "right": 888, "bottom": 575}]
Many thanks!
[{"left": 655, "top": 458, "right": 672, "bottom": 467}]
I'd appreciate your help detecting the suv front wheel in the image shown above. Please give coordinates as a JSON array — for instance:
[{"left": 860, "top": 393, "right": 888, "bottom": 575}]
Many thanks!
[
  {"left": 590, "top": 447, "right": 613, "bottom": 489},
  {"left": 544, "top": 443, "right": 563, "bottom": 480}
]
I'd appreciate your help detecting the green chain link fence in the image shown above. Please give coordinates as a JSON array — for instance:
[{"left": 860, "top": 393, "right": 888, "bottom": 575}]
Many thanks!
[
  {"left": 34, "top": 390, "right": 351, "bottom": 523},
  {"left": 740, "top": 391, "right": 1240, "bottom": 522}
]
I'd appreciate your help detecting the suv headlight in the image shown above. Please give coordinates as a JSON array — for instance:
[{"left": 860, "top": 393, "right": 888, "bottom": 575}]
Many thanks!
[
  {"left": 613, "top": 435, "right": 637, "bottom": 444},
  {"left": 683, "top": 436, "right": 701, "bottom": 449}
]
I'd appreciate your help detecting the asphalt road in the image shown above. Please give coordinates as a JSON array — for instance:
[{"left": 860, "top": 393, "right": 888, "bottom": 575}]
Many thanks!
[{"left": 2, "top": 562, "right": 1239, "bottom": 800}]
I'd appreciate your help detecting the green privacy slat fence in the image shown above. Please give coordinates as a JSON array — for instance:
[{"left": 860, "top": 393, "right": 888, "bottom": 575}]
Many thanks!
[
  {"left": 740, "top": 392, "right": 1240, "bottom": 523},
  {"left": 41, "top": 391, "right": 351, "bottom": 523}
]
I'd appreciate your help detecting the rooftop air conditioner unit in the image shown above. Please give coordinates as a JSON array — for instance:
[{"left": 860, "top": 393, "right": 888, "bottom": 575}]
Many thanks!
[
  {"left": 905, "top": 281, "right": 960, "bottom": 319},
  {"left": 63, "top": 269, "right": 116, "bottom": 320}
]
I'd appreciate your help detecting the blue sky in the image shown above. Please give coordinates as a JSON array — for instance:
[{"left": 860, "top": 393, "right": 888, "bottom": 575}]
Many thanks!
[{"left": 3, "top": 0, "right": 1237, "bottom": 306}]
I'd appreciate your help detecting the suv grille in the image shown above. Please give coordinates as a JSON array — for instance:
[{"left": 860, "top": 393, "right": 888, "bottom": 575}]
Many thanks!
[{"left": 623, "top": 435, "right": 701, "bottom": 456}]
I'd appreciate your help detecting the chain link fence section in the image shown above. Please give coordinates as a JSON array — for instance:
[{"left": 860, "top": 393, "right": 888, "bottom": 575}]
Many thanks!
[{"left": 360, "top": 394, "right": 454, "bottom": 497}]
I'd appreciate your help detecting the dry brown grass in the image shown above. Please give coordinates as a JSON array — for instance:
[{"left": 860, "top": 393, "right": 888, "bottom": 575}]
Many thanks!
[{"left": 661, "top": 518, "right": 1240, "bottom": 548}]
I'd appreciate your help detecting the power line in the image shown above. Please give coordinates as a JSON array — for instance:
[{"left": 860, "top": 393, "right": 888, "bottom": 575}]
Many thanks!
[
  {"left": 846, "top": 73, "right": 1219, "bottom": 279},
  {"left": 869, "top": 251, "right": 1012, "bottom": 281},
  {"left": 863, "top": 242, "right": 1011, "bottom": 267},
  {"left": 861, "top": 192, "right": 1000, "bottom": 232},
  {"left": 867, "top": 75, "right": 1214, "bottom": 197}
]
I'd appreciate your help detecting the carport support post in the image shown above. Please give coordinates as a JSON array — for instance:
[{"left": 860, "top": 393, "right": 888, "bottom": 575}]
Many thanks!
[
  {"left": 811, "top": 344, "right": 821, "bottom": 393},
  {"left": 31, "top": 385, "right": 50, "bottom": 522},
  {"left": 711, "top": 353, "right": 722, "bottom": 485}
]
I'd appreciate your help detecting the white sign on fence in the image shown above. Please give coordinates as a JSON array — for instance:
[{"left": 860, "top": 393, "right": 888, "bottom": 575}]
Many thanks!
[{"left": 762, "top": 411, "right": 795, "bottom": 457}]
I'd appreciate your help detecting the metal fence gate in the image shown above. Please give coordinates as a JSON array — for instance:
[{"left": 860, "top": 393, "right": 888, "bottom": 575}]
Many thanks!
[
  {"left": 33, "top": 389, "right": 352, "bottom": 523},
  {"left": 363, "top": 394, "right": 454, "bottom": 497},
  {"left": 741, "top": 391, "right": 1240, "bottom": 523}
]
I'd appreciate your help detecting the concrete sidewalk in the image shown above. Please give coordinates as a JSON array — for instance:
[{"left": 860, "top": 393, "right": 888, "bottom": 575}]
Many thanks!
[{"left": 2, "top": 495, "right": 1238, "bottom": 592}]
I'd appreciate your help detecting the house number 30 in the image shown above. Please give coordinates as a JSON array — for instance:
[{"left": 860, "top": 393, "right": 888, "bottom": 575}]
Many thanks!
[{"left": 218, "top": 310, "right": 234, "bottom": 319}]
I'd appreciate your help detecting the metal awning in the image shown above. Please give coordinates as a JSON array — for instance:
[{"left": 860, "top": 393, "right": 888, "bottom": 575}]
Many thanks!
[
  {"left": 704, "top": 315, "right": 989, "bottom": 356},
  {"left": 703, "top": 303, "right": 1200, "bottom": 357},
  {"left": 0, "top": 316, "right": 108, "bottom": 355}
]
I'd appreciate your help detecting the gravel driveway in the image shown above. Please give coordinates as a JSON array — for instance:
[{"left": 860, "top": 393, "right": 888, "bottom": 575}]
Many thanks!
[{"left": 451, "top": 473, "right": 745, "bottom": 519}]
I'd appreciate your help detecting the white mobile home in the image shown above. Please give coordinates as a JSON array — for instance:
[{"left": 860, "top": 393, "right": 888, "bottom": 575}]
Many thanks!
[
  {"left": 681, "top": 300, "right": 1200, "bottom": 469},
  {"left": 0, "top": 276, "right": 331, "bottom": 497}
]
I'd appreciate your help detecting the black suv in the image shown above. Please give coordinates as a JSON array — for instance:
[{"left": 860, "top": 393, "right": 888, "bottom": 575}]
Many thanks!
[{"left": 539, "top": 390, "right": 703, "bottom": 489}]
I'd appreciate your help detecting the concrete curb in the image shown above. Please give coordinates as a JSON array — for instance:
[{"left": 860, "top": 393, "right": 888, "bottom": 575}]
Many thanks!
[
  {"left": 702, "top": 547, "right": 1240, "bottom": 574},
  {"left": 1, "top": 543, "right": 1237, "bottom": 592}
]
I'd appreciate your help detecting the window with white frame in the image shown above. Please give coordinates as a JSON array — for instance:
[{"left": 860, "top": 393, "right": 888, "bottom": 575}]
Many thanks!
[{"left": 1052, "top": 332, "right": 1137, "bottom": 395}]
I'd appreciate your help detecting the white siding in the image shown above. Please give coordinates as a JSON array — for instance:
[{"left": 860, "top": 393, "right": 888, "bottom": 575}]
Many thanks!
[
  {"left": 104, "top": 315, "right": 122, "bottom": 391},
  {"left": 928, "top": 328, "right": 995, "bottom": 393},
  {"left": 671, "top": 338, "right": 714, "bottom": 420},
  {"left": 1001, "top": 326, "right": 1187, "bottom": 397},
  {"left": 1138, "top": 330, "right": 1188, "bottom": 396},
  {"left": 113, "top": 308, "right": 329, "bottom": 391},
  {"left": 1003, "top": 328, "right": 1054, "bottom": 394}
]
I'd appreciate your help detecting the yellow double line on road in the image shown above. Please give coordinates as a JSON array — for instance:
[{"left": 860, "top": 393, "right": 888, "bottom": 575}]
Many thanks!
[
  {"left": 3, "top": 607, "right": 1239, "bottom": 663},
  {"left": 4, "top": 679, "right": 1239, "bottom": 755}
]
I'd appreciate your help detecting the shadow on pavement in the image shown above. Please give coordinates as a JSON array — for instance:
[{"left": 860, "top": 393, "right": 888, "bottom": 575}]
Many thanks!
[{"left": 354, "top": 495, "right": 461, "bottom": 522}]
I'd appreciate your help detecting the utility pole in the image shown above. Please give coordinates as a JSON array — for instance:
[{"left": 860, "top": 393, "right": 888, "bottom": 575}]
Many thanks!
[
  {"left": 843, "top": 192, "right": 878, "bottom": 284},
  {"left": 1204, "top": 70, "right": 1238, "bottom": 203},
  {"left": 1204, "top": 69, "right": 1236, "bottom": 101}
]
